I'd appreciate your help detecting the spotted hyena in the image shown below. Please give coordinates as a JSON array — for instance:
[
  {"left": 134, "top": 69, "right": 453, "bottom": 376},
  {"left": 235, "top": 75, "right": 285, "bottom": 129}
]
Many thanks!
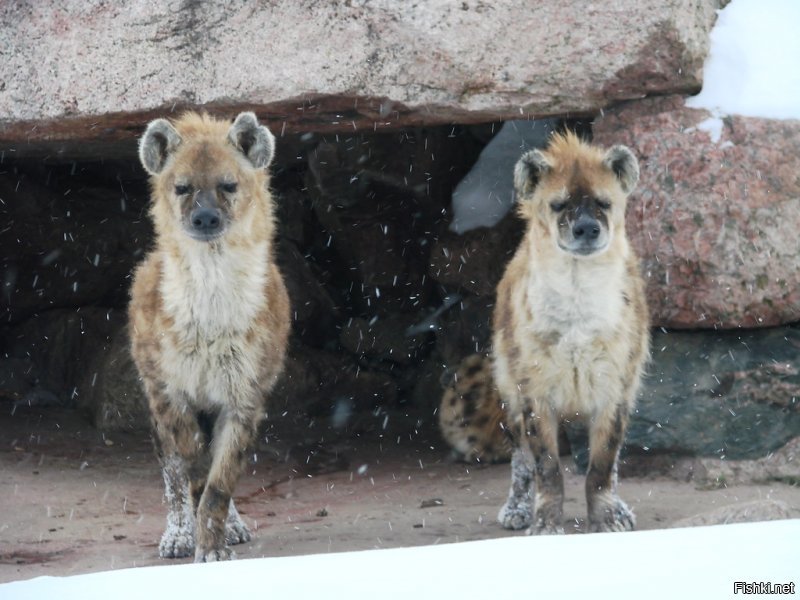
[
  {"left": 493, "top": 132, "right": 649, "bottom": 535},
  {"left": 438, "top": 354, "right": 512, "bottom": 463},
  {"left": 129, "top": 112, "right": 290, "bottom": 562}
]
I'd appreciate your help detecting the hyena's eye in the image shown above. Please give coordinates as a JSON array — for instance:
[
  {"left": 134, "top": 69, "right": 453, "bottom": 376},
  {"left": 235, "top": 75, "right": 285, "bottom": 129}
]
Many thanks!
[
  {"left": 550, "top": 201, "right": 567, "bottom": 213},
  {"left": 220, "top": 182, "right": 238, "bottom": 194},
  {"left": 596, "top": 199, "right": 612, "bottom": 210},
  {"left": 174, "top": 184, "right": 191, "bottom": 196}
]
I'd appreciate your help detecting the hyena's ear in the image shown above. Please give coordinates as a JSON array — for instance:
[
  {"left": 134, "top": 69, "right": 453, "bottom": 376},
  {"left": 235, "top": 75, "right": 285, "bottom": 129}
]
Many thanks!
[
  {"left": 513, "top": 149, "right": 551, "bottom": 198},
  {"left": 228, "top": 112, "right": 276, "bottom": 169},
  {"left": 603, "top": 145, "right": 639, "bottom": 195},
  {"left": 139, "top": 119, "right": 182, "bottom": 175}
]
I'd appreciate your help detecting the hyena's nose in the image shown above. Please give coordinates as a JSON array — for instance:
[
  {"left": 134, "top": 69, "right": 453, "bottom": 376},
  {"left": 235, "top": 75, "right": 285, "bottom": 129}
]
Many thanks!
[
  {"left": 572, "top": 216, "right": 600, "bottom": 241},
  {"left": 191, "top": 207, "right": 221, "bottom": 234}
]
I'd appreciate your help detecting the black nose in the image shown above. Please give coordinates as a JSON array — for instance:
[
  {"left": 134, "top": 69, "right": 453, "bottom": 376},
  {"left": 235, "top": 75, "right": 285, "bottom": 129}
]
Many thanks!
[
  {"left": 572, "top": 216, "right": 600, "bottom": 240},
  {"left": 190, "top": 207, "right": 221, "bottom": 233}
]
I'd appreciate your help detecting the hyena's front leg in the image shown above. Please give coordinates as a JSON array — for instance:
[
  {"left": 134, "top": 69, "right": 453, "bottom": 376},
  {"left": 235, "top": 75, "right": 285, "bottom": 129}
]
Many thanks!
[
  {"left": 148, "top": 388, "right": 206, "bottom": 558},
  {"left": 497, "top": 445, "right": 534, "bottom": 530},
  {"left": 225, "top": 499, "right": 252, "bottom": 545},
  {"left": 526, "top": 407, "right": 565, "bottom": 535},
  {"left": 498, "top": 404, "right": 564, "bottom": 535},
  {"left": 586, "top": 403, "right": 635, "bottom": 533},
  {"left": 194, "top": 407, "right": 259, "bottom": 562}
]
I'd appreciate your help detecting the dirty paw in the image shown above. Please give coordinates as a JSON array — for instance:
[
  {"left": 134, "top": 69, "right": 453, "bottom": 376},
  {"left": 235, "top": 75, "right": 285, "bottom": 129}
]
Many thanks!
[
  {"left": 588, "top": 496, "right": 635, "bottom": 533},
  {"left": 159, "top": 528, "right": 195, "bottom": 558},
  {"left": 194, "top": 545, "right": 235, "bottom": 563},
  {"left": 498, "top": 500, "right": 533, "bottom": 530},
  {"left": 528, "top": 517, "right": 565, "bottom": 536},
  {"left": 225, "top": 516, "right": 252, "bottom": 545}
]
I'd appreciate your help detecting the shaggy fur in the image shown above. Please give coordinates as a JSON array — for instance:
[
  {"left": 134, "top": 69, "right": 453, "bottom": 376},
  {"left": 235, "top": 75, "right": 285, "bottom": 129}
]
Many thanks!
[
  {"left": 438, "top": 354, "right": 513, "bottom": 463},
  {"left": 129, "top": 112, "right": 290, "bottom": 562},
  {"left": 493, "top": 132, "right": 649, "bottom": 535}
]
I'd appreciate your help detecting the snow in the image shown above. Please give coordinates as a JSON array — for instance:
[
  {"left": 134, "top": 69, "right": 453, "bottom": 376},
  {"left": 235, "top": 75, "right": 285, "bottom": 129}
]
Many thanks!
[
  {"left": 695, "top": 116, "right": 725, "bottom": 144},
  {"left": 2, "top": 520, "right": 798, "bottom": 599},
  {"left": 685, "top": 0, "right": 800, "bottom": 120},
  {"left": 449, "top": 119, "right": 556, "bottom": 234}
]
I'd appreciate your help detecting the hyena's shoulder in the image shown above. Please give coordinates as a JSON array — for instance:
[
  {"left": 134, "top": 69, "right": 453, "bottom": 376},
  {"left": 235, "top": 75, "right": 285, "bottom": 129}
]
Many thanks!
[{"left": 438, "top": 354, "right": 512, "bottom": 463}]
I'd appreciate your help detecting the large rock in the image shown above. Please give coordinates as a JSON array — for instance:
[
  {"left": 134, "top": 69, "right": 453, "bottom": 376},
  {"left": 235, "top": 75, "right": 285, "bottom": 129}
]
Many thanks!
[
  {"left": 302, "top": 125, "right": 483, "bottom": 316},
  {"left": 695, "top": 437, "right": 800, "bottom": 487},
  {"left": 2, "top": 307, "right": 124, "bottom": 407},
  {"left": 593, "top": 95, "right": 800, "bottom": 329},
  {"left": 428, "top": 211, "right": 524, "bottom": 297},
  {"left": 75, "top": 326, "right": 149, "bottom": 431},
  {"left": 339, "top": 315, "right": 431, "bottom": 365},
  {"left": 628, "top": 327, "right": 800, "bottom": 460},
  {"left": 272, "top": 342, "right": 400, "bottom": 420},
  {"left": 0, "top": 1, "right": 721, "bottom": 158},
  {"left": 0, "top": 161, "right": 151, "bottom": 326},
  {"left": 671, "top": 500, "right": 798, "bottom": 528}
]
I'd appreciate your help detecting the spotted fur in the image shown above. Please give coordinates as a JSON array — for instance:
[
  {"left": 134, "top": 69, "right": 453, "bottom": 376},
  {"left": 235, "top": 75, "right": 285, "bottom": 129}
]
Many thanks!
[
  {"left": 493, "top": 132, "right": 649, "bottom": 535},
  {"left": 438, "top": 354, "right": 513, "bottom": 463},
  {"left": 129, "top": 112, "right": 290, "bottom": 562}
]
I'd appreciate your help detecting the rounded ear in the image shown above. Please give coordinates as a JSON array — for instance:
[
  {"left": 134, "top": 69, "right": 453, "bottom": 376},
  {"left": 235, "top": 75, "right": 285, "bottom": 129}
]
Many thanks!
[
  {"left": 513, "top": 149, "right": 551, "bottom": 199},
  {"left": 139, "top": 119, "right": 182, "bottom": 175},
  {"left": 228, "top": 112, "right": 276, "bottom": 169},
  {"left": 603, "top": 145, "right": 639, "bottom": 194}
]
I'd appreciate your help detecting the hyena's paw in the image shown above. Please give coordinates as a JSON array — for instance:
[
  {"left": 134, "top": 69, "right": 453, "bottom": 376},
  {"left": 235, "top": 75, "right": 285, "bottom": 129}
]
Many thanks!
[
  {"left": 529, "top": 517, "right": 566, "bottom": 536},
  {"left": 588, "top": 495, "right": 636, "bottom": 533},
  {"left": 225, "top": 511, "right": 252, "bottom": 545},
  {"left": 528, "top": 503, "right": 565, "bottom": 536},
  {"left": 195, "top": 545, "right": 235, "bottom": 563},
  {"left": 159, "top": 526, "right": 195, "bottom": 559},
  {"left": 498, "top": 499, "right": 533, "bottom": 530}
]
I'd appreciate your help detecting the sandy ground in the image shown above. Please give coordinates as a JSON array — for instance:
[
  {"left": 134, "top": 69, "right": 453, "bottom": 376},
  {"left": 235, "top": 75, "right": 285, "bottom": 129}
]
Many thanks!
[{"left": 1, "top": 406, "right": 799, "bottom": 584}]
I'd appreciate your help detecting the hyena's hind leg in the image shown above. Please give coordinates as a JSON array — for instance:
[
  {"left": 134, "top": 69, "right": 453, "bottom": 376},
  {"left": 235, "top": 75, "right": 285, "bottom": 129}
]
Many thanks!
[{"left": 586, "top": 403, "right": 635, "bottom": 533}]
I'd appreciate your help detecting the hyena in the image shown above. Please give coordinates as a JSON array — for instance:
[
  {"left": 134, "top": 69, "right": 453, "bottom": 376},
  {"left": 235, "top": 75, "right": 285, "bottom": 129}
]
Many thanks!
[
  {"left": 493, "top": 132, "right": 649, "bottom": 534},
  {"left": 129, "top": 112, "right": 290, "bottom": 561},
  {"left": 438, "top": 354, "right": 512, "bottom": 463}
]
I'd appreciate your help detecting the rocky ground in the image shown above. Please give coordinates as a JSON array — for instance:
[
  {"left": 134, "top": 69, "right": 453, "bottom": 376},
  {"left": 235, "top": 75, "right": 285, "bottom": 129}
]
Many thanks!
[{"left": 1, "top": 407, "right": 798, "bottom": 584}]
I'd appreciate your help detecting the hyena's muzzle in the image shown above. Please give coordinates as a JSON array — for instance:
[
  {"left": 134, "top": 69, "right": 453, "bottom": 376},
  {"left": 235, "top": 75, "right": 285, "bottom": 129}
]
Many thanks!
[
  {"left": 183, "top": 188, "right": 228, "bottom": 242},
  {"left": 555, "top": 192, "right": 610, "bottom": 256}
]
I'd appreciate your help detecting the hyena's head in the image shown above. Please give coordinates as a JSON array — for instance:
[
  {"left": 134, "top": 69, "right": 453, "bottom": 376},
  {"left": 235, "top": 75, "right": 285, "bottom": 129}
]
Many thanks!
[
  {"left": 138, "top": 112, "right": 275, "bottom": 243},
  {"left": 513, "top": 131, "right": 639, "bottom": 258}
]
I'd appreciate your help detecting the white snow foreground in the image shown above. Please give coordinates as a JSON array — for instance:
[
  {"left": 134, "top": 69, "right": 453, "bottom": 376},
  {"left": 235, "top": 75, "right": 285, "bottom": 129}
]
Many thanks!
[
  {"left": 3, "top": 520, "right": 798, "bottom": 599},
  {"left": 686, "top": 0, "right": 800, "bottom": 119},
  {"left": 448, "top": 119, "right": 556, "bottom": 234}
]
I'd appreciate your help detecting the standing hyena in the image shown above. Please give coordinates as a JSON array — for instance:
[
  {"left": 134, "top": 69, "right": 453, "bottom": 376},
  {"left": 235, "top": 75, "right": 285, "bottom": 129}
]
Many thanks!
[
  {"left": 493, "top": 132, "right": 649, "bottom": 535},
  {"left": 129, "top": 112, "right": 290, "bottom": 561}
]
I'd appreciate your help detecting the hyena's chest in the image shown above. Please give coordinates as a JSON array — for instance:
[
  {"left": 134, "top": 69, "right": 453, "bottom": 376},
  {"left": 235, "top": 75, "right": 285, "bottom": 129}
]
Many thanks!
[
  {"left": 519, "top": 278, "right": 629, "bottom": 413},
  {"left": 158, "top": 264, "right": 267, "bottom": 408},
  {"left": 161, "top": 328, "right": 262, "bottom": 408}
]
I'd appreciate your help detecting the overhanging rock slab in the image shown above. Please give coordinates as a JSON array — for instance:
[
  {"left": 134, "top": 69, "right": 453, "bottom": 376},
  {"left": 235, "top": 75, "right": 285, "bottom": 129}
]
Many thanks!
[{"left": 0, "top": 0, "right": 721, "bottom": 158}]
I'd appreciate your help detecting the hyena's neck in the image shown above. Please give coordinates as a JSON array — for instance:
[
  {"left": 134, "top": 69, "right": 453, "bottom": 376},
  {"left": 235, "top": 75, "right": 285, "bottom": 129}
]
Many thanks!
[
  {"left": 159, "top": 236, "right": 271, "bottom": 335},
  {"left": 525, "top": 235, "right": 630, "bottom": 331}
]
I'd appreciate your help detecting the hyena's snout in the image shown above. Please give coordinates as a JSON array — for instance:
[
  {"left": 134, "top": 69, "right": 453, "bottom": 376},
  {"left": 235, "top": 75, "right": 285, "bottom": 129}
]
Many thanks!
[
  {"left": 571, "top": 213, "right": 601, "bottom": 243},
  {"left": 187, "top": 190, "right": 224, "bottom": 241},
  {"left": 560, "top": 206, "right": 609, "bottom": 256}
]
